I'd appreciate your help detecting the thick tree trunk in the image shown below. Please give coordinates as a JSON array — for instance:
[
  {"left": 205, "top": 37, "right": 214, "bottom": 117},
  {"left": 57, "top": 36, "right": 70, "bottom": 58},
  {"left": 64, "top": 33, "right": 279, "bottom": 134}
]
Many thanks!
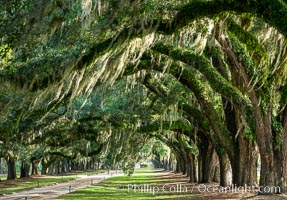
[
  {"left": 213, "top": 163, "right": 220, "bottom": 182},
  {"left": 197, "top": 133, "right": 216, "bottom": 183},
  {"left": 177, "top": 154, "right": 186, "bottom": 174},
  {"left": 280, "top": 143, "right": 287, "bottom": 193},
  {"left": 185, "top": 153, "right": 191, "bottom": 178},
  {"left": 188, "top": 154, "right": 196, "bottom": 183},
  {"left": 168, "top": 156, "right": 173, "bottom": 170},
  {"left": 192, "top": 155, "right": 198, "bottom": 182},
  {"left": 41, "top": 165, "right": 48, "bottom": 175},
  {"left": 210, "top": 150, "right": 220, "bottom": 182},
  {"left": 162, "top": 158, "right": 168, "bottom": 170},
  {"left": 237, "top": 133, "right": 258, "bottom": 186},
  {"left": 222, "top": 99, "right": 258, "bottom": 186},
  {"left": 61, "top": 160, "right": 66, "bottom": 173},
  {"left": 276, "top": 108, "right": 287, "bottom": 193},
  {"left": 56, "top": 160, "right": 60, "bottom": 174},
  {"left": 48, "top": 164, "right": 54, "bottom": 175},
  {"left": 204, "top": 147, "right": 217, "bottom": 183},
  {"left": 230, "top": 106, "right": 259, "bottom": 186},
  {"left": 20, "top": 160, "right": 30, "bottom": 178},
  {"left": 41, "top": 159, "right": 48, "bottom": 175},
  {"left": 255, "top": 107, "right": 276, "bottom": 194},
  {"left": 217, "top": 151, "right": 230, "bottom": 187},
  {"left": 31, "top": 160, "right": 39, "bottom": 175},
  {"left": 273, "top": 121, "right": 287, "bottom": 194},
  {"left": 0, "top": 158, "right": 2, "bottom": 174},
  {"left": 181, "top": 154, "right": 187, "bottom": 175},
  {"left": 176, "top": 160, "right": 180, "bottom": 173},
  {"left": 6, "top": 156, "right": 17, "bottom": 180}
]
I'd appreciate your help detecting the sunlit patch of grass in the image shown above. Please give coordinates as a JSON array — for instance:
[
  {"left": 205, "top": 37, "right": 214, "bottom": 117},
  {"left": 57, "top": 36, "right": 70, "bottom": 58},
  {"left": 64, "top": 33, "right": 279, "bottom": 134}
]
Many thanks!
[{"left": 56, "top": 168, "right": 197, "bottom": 200}]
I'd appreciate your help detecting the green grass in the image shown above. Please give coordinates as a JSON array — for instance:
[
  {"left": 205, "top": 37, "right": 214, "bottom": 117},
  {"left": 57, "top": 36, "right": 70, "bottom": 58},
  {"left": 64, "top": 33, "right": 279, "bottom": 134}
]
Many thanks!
[
  {"left": 0, "top": 170, "right": 105, "bottom": 195},
  {"left": 0, "top": 176, "right": 75, "bottom": 195},
  {"left": 56, "top": 168, "right": 196, "bottom": 200}
]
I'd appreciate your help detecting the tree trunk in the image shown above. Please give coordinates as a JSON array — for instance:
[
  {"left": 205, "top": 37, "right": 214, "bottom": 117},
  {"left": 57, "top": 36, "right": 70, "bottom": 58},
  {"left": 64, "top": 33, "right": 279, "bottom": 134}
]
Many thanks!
[
  {"left": 185, "top": 153, "right": 191, "bottom": 178},
  {"left": 179, "top": 153, "right": 187, "bottom": 175},
  {"left": 41, "top": 165, "right": 48, "bottom": 175},
  {"left": 217, "top": 151, "right": 230, "bottom": 187},
  {"left": 255, "top": 107, "right": 276, "bottom": 194},
  {"left": 237, "top": 133, "right": 258, "bottom": 186},
  {"left": 204, "top": 147, "right": 217, "bottom": 183},
  {"left": 197, "top": 132, "right": 215, "bottom": 183},
  {"left": 61, "top": 160, "right": 66, "bottom": 173},
  {"left": 56, "top": 160, "right": 60, "bottom": 174},
  {"left": 41, "top": 159, "right": 48, "bottom": 175},
  {"left": 192, "top": 155, "right": 198, "bottom": 182},
  {"left": 222, "top": 98, "right": 257, "bottom": 186},
  {"left": 280, "top": 142, "right": 287, "bottom": 192},
  {"left": 275, "top": 108, "right": 287, "bottom": 193},
  {"left": 176, "top": 159, "right": 181, "bottom": 173},
  {"left": 188, "top": 154, "right": 196, "bottom": 182},
  {"left": 213, "top": 163, "right": 220, "bottom": 182},
  {"left": 48, "top": 164, "right": 54, "bottom": 175},
  {"left": 20, "top": 160, "right": 30, "bottom": 178},
  {"left": 0, "top": 158, "right": 2, "bottom": 174},
  {"left": 31, "top": 160, "right": 39, "bottom": 175},
  {"left": 181, "top": 158, "right": 187, "bottom": 175},
  {"left": 6, "top": 156, "right": 17, "bottom": 180}
]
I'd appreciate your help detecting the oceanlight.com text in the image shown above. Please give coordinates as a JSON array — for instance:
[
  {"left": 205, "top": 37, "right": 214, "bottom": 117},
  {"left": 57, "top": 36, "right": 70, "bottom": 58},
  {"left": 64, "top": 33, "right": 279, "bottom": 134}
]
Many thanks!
[{"left": 126, "top": 184, "right": 281, "bottom": 195}]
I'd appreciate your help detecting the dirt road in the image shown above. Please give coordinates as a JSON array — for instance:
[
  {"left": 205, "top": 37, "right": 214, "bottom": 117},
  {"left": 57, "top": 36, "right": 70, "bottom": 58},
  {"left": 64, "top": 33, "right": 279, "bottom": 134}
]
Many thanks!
[{"left": 0, "top": 171, "right": 122, "bottom": 200}]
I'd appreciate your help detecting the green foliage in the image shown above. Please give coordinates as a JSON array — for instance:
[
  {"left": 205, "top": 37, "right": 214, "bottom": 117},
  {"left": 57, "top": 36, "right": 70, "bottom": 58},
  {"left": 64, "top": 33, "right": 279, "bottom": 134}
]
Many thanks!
[
  {"left": 0, "top": 44, "right": 16, "bottom": 74},
  {"left": 228, "top": 32, "right": 256, "bottom": 76},
  {"left": 180, "top": 134, "right": 199, "bottom": 156},
  {"left": 227, "top": 17, "right": 267, "bottom": 63},
  {"left": 272, "top": 117, "right": 283, "bottom": 149},
  {"left": 280, "top": 83, "right": 287, "bottom": 109}
]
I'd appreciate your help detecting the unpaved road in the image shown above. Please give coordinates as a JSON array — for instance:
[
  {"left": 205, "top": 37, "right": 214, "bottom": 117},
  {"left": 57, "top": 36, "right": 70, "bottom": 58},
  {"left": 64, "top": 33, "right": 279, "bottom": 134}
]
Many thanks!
[{"left": 0, "top": 171, "right": 122, "bottom": 200}]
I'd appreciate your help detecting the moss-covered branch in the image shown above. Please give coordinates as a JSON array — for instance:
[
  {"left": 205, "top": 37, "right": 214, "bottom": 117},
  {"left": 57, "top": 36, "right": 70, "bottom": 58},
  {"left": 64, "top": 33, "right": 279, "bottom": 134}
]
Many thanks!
[
  {"left": 139, "top": 119, "right": 192, "bottom": 133},
  {"left": 152, "top": 42, "right": 250, "bottom": 108}
]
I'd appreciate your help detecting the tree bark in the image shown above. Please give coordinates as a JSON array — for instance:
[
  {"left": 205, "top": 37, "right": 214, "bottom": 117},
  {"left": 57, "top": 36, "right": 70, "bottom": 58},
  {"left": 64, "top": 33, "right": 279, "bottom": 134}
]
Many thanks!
[
  {"left": 188, "top": 154, "right": 196, "bottom": 183},
  {"left": 20, "top": 160, "right": 30, "bottom": 178},
  {"left": 31, "top": 160, "right": 40, "bottom": 175},
  {"left": 217, "top": 151, "right": 230, "bottom": 187},
  {"left": 198, "top": 133, "right": 213, "bottom": 183},
  {"left": 254, "top": 107, "right": 276, "bottom": 194},
  {"left": 6, "top": 156, "right": 17, "bottom": 180},
  {"left": 277, "top": 108, "right": 287, "bottom": 193}
]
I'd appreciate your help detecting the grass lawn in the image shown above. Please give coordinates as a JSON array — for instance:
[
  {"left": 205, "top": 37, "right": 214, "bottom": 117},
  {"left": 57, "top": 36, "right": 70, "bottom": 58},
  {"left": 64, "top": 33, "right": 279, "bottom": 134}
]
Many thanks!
[
  {"left": 56, "top": 168, "right": 196, "bottom": 200},
  {"left": 0, "top": 170, "right": 105, "bottom": 195}
]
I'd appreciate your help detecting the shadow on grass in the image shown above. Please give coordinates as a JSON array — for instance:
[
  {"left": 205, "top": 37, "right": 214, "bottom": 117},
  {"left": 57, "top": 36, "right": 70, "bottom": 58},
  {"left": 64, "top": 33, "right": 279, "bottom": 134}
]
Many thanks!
[{"left": 57, "top": 186, "right": 196, "bottom": 200}]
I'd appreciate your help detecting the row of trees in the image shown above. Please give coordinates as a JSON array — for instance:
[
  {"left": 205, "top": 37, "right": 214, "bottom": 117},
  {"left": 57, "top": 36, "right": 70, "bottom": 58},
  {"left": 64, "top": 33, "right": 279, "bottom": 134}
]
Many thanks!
[{"left": 1, "top": 0, "right": 287, "bottom": 194}]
